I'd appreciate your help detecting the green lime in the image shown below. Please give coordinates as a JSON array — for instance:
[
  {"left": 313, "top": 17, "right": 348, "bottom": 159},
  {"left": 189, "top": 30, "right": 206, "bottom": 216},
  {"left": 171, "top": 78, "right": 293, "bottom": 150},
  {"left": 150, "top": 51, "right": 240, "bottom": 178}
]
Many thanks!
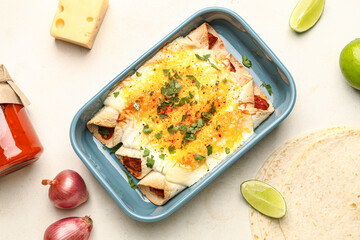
[
  {"left": 339, "top": 38, "right": 360, "bottom": 90},
  {"left": 240, "top": 180, "right": 286, "bottom": 218},
  {"left": 289, "top": 0, "right": 325, "bottom": 33}
]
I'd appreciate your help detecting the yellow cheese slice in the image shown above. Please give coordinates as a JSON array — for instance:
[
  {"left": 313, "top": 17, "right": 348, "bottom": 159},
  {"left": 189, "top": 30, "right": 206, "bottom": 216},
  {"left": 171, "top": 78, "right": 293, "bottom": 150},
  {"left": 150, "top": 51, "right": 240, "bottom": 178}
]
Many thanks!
[{"left": 50, "top": 0, "right": 108, "bottom": 49}]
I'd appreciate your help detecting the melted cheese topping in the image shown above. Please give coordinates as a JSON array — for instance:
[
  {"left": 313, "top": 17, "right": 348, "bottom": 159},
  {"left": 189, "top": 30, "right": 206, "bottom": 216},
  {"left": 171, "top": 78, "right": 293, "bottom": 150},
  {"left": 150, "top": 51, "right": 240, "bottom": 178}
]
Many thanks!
[{"left": 106, "top": 44, "right": 254, "bottom": 186}]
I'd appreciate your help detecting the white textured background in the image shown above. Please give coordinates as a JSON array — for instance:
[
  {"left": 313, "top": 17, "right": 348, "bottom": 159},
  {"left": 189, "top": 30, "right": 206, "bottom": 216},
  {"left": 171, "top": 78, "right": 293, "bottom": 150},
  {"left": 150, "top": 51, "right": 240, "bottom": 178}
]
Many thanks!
[{"left": 0, "top": 0, "right": 359, "bottom": 239}]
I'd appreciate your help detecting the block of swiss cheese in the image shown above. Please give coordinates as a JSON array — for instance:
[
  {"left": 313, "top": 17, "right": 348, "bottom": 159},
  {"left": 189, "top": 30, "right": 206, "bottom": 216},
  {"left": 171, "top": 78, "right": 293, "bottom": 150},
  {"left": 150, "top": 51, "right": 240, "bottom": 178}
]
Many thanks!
[{"left": 50, "top": 0, "right": 109, "bottom": 49}]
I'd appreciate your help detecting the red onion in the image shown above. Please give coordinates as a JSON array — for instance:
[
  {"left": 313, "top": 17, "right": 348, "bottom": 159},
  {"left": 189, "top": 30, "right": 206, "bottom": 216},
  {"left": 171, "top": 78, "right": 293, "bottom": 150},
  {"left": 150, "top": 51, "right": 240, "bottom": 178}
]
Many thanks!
[
  {"left": 44, "top": 216, "right": 93, "bottom": 240},
  {"left": 42, "top": 169, "right": 89, "bottom": 209}
]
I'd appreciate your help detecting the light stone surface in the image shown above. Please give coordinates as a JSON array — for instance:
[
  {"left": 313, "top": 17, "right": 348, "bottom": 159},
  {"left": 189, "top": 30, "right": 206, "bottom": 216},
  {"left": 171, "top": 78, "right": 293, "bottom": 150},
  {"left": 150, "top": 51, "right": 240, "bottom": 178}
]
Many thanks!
[{"left": 0, "top": 0, "right": 359, "bottom": 239}]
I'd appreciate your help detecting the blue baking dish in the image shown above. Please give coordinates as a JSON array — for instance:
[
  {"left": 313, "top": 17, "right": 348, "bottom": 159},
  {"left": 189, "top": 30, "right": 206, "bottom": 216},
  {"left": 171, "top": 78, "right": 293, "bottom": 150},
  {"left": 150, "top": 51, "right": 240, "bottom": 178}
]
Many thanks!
[{"left": 70, "top": 7, "right": 296, "bottom": 222}]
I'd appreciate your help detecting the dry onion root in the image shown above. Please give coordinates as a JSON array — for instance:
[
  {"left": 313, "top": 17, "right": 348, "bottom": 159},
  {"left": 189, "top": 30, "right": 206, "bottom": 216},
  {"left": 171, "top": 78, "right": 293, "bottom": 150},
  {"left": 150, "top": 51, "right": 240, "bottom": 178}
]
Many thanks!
[{"left": 44, "top": 216, "right": 93, "bottom": 240}]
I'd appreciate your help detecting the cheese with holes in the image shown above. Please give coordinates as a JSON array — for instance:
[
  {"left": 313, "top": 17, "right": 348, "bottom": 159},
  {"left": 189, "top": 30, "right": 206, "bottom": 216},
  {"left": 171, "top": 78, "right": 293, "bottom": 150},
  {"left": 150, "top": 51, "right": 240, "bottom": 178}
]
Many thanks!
[{"left": 50, "top": 0, "right": 108, "bottom": 49}]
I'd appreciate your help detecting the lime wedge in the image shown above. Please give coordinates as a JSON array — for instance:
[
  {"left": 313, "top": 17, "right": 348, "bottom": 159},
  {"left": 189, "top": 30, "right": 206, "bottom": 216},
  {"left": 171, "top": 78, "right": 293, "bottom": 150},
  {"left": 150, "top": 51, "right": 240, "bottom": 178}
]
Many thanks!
[
  {"left": 289, "top": 0, "right": 325, "bottom": 33},
  {"left": 240, "top": 180, "right": 286, "bottom": 218}
]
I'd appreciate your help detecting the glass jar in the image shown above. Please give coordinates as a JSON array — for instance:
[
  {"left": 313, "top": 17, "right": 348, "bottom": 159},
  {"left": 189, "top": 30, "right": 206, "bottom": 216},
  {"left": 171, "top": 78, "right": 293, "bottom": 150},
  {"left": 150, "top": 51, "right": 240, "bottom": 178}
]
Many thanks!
[{"left": 0, "top": 103, "right": 43, "bottom": 176}]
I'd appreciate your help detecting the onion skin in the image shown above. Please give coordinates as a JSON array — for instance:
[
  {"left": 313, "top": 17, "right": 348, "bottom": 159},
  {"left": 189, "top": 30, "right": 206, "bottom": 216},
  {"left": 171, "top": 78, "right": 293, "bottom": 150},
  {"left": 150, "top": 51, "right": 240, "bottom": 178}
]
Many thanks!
[
  {"left": 42, "top": 170, "right": 89, "bottom": 209},
  {"left": 44, "top": 216, "right": 93, "bottom": 240}
]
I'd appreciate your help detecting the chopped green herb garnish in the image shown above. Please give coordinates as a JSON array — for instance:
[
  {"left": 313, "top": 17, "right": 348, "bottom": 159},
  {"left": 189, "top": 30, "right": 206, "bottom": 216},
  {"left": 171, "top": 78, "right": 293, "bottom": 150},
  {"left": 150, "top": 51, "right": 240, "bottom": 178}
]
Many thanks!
[
  {"left": 160, "top": 147, "right": 164, "bottom": 152},
  {"left": 159, "top": 154, "right": 165, "bottom": 160},
  {"left": 146, "top": 156, "right": 155, "bottom": 168},
  {"left": 113, "top": 92, "right": 119, "bottom": 98},
  {"left": 173, "top": 71, "right": 182, "bottom": 80},
  {"left": 186, "top": 75, "right": 200, "bottom": 89},
  {"left": 182, "top": 114, "right": 190, "bottom": 122},
  {"left": 179, "top": 123, "right": 187, "bottom": 134},
  {"left": 215, "top": 80, "right": 219, "bottom": 85},
  {"left": 186, "top": 74, "right": 196, "bottom": 80},
  {"left": 216, "top": 125, "right": 221, "bottom": 131},
  {"left": 189, "top": 91, "right": 194, "bottom": 99},
  {"left": 242, "top": 55, "right": 252, "bottom": 68},
  {"left": 140, "top": 146, "right": 144, "bottom": 150},
  {"left": 122, "top": 168, "right": 138, "bottom": 189},
  {"left": 225, "top": 147, "right": 230, "bottom": 154},
  {"left": 168, "top": 146, "right": 176, "bottom": 154},
  {"left": 133, "top": 102, "right": 140, "bottom": 111},
  {"left": 206, "top": 145, "right": 213, "bottom": 156},
  {"left": 195, "top": 53, "right": 220, "bottom": 71},
  {"left": 183, "top": 131, "right": 196, "bottom": 141},
  {"left": 163, "top": 69, "right": 170, "bottom": 76},
  {"left": 178, "top": 102, "right": 218, "bottom": 147},
  {"left": 102, "top": 146, "right": 106, "bottom": 150},
  {"left": 157, "top": 77, "right": 183, "bottom": 116},
  {"left": 168, "top": 125, "right": 175, "bottom": 135},
  {"left": 195, "top": 80, "right": 201, "bottom": 89},
  {"left": 201, "top": 112, "right": 211, "bottom": 122},
  {"left": 136, "top": 71, "right": 142, "bottom": 77},
  {"left": 143, "top": 125, "right": 153, "bottom": 135},
  {"left": 186, "top": 65, "right": 191, "bottom": 69},
  {"left": 143, "top": 148, "right": 150, "bottom": 157},
  {"left": 174, "top": 125, "right": 180, "bottom": 133},
  {"left": 196, "top": 118, "right": 204, "bottom": 128},
  {"left": 190, "top": 100, "right": 198, "bottom": 106},
  {"left": 209, "top": 61, "right": 221, "bottom": 71},
  {"left": 223, "top": 78, "right": 228, "bottom": 83},
  {"left": 209, "top": 101, "right": 216, "bottom": 115},
  {"left": 110, "top": 143, "right": 123, "bottom": 154},
  {"left": 159, "top": 113, "right": 169, "bottom": 119},
  {"left": 195, "top": 53, "right": 211, "bottom": 61},
  {"left": 98, "top": 127, "right": 110, "bottom": 138},
  {"left": 175, "top": 97, "right": 186, "bottom": 107},
  {"left": 155, "top": 131, "right": 163, "bottom": 139},
  {"left": 261, "top": 82, "right": 273, "bottom": 96},
  {"left": 194, "top": 154, "right": 205, "bottom": 161}
]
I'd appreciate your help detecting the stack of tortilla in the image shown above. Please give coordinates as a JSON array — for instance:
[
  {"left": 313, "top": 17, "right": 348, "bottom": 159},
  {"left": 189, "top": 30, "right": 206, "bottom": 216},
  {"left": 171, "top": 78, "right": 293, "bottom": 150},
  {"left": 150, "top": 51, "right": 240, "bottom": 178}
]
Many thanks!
[{"left": 250, "top": 126, "right": 360, "bottom": 239}]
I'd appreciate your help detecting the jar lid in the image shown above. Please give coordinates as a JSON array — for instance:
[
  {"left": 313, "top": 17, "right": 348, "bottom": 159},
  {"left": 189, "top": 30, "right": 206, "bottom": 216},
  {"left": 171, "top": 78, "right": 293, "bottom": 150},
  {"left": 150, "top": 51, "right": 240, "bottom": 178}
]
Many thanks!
[{"left": 0, "top": 64, "right": 30, "bottom": 107}]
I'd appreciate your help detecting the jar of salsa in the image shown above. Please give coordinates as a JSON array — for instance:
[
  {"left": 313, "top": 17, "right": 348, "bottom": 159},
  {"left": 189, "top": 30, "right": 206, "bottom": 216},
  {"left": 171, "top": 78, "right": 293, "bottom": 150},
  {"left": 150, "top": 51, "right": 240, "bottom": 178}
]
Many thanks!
[
  {"left": 0, "top": 104, "right": 43, "bottom": 176},
  {"left": 0, "top": 65, "right": 43, "bottom": 176}
]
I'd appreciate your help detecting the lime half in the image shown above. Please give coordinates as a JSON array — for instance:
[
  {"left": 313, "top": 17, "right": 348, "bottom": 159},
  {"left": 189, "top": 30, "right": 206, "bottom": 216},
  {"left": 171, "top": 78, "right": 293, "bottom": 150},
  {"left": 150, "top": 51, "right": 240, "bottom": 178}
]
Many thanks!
[
  {"left": 240, "top": 180, "right": 286, "bottom": 218},
  {"left": 289, "top": 0, "right": 325, "bottom": 33}
]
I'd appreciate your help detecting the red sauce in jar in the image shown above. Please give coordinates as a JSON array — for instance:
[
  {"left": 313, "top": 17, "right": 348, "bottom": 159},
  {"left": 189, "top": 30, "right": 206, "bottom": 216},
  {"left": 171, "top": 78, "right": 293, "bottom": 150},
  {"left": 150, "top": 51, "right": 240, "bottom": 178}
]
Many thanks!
[{"left": 0, "top": 104, "right": 43, "bottom": 176}]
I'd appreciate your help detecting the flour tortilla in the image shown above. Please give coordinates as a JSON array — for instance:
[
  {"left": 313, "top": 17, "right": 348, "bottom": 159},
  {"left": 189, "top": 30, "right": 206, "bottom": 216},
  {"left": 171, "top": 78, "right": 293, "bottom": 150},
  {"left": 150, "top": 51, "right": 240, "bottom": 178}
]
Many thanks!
[
  {"left": 87, "top": 106, "right": 123, "bottom": 148},
  {"left": 250, "top": 127, "right": 346, "bottom": 240},
  {"left": 138, "top": 171, "right": 186, "bottom": 206},
  {"left": 249, "top": 127, "right": 360, "bottom": 240}
]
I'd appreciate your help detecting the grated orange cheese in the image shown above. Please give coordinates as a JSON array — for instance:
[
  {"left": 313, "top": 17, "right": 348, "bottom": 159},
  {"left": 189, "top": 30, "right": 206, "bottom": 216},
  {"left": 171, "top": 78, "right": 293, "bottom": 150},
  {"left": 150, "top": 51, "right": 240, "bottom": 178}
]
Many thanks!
[{"left": 117, "top": 47, "right": 252, "bottom": 169}]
